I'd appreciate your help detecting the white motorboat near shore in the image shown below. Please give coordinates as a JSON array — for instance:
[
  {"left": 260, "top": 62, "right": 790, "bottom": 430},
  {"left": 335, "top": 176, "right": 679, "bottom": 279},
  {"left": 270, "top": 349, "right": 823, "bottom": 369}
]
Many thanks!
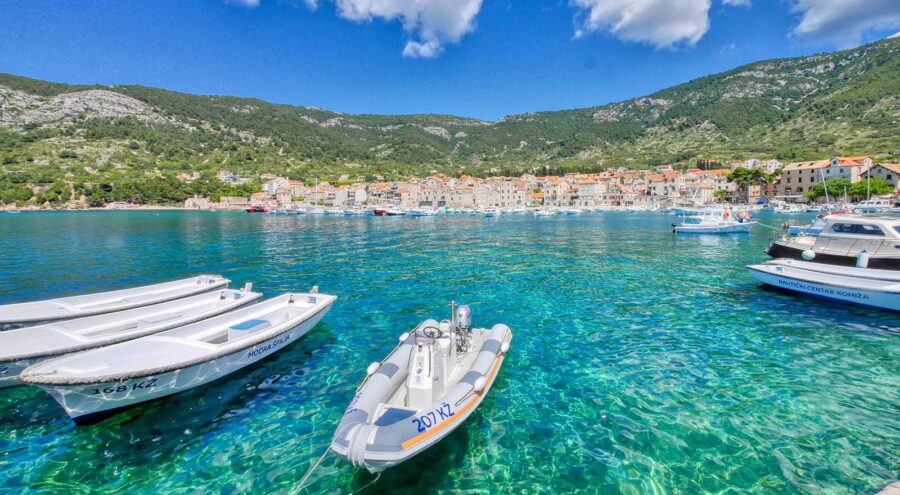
[
  {"left": 673, "top": 213, "right": 755, "bottom": 234},
  {"left": 0, "top": 275, "right": 230, "bottom": 328},
  {"left": 331, "top": 304, "right": 511, "bottom": 472},
  {"left": 0, "top": 287, "right": 261, "bottom": 389},
  {"left": 409, "top": 208, "right": 438, "bottom": 217},
  {"left": 21, "top": 291, "right": 336, "bottom": 424},
  {"left": 747, "top": 259, "right": 900, "bottom": 312}
]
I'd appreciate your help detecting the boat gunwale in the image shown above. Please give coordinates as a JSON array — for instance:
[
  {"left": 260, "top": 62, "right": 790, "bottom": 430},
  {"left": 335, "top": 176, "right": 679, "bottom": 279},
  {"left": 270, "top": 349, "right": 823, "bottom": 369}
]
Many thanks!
[
  {"left": 746, "top": 264, "right": 900, "bottom": 293},
  {"left": 0, "top": 290, "right": 264, "bottom": 362},
  {"left": 20, "top": 294, "right": 336, "bottom": 386},
  {"left": 765, "top": 259, "right": 900, "bottom": 282},
  {"left": 0, "top": 275, "right": 231, "bottom": 324}
]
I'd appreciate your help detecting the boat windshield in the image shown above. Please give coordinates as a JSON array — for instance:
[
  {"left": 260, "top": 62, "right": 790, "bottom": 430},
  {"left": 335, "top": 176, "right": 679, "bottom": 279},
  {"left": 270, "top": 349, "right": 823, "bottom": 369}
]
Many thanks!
[{"left": 830, "top": 223, "right": 885, "bottom": 236}]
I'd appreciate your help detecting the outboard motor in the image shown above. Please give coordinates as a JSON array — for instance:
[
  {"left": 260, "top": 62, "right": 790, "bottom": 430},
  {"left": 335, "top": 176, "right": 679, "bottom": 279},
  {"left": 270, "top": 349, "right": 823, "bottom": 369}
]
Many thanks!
[
  {"left": 455, "top": 304, "right": 471, "bottom": 330},
  {"left": 453, "top": 303, "right": 472, "bottom": 353}
]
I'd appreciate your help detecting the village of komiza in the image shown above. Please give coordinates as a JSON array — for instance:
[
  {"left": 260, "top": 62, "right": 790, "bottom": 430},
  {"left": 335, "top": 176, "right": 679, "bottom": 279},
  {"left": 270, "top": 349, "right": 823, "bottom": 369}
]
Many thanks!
[{"left": 183, "top": 157, "right": 899, "bottom": 212}]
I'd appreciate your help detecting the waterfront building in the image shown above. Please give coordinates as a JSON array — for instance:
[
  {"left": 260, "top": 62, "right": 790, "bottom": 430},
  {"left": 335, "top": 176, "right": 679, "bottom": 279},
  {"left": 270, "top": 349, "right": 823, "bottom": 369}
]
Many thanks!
[{"left": 862, "top": 163, "right": 900, "bottom": 193}]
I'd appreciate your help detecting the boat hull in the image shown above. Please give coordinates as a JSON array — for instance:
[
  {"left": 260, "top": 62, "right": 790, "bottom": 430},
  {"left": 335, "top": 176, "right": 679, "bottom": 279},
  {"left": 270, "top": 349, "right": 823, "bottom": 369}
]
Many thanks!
[
  {"left": 747, "top": 266, "right": 900, "bottom": 312},
  {"left": 766, "top": 242, "right": 900, "bottom": 270},
  {"left": 32, "top": 307, "right": 330, "bottom": 424},
  {"left": 674, "top": 223, "right": 754, "bottom": 234},
  {"left": 0, "top": 358, "right": 37, "bottom": 389}
]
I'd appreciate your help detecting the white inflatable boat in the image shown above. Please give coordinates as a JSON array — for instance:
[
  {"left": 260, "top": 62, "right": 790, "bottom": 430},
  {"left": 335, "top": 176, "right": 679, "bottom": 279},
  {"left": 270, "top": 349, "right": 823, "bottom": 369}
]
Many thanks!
[
  {"left": 0, "top": 286, "right": 261, "bottom": 389},
  {"left": 0, "top": 275, "right": 230, "bottom": 328},
  {"left": 21, "top": 290, "right": 336, "bottom": 424},
  {"left": 331, "top": 303, "right": 512, "bottom": 472}
]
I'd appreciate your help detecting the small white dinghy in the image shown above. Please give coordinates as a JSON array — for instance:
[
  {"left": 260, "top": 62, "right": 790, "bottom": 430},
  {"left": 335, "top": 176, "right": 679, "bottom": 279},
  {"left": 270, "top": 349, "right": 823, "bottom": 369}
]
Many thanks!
[
  {"left": 0, "top": 287, "right": 261, "bottom": 389},
  {"left": 331, "top": 303, "right": 512, "bottom": 472},
  {"left": 747, "top": 259, "right": 900, "bottom": 312},
  {"left": 21, "top": 290, "right": 336, "bottom": 424},
  {"left": 0, "top": 275, "right": 230, "bottom": 328}
]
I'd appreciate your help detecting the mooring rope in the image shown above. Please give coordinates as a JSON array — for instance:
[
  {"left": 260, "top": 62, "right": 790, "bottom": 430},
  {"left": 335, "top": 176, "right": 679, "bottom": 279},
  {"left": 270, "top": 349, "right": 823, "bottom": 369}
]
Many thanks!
[
  {"left": 348, "top": 473, "right": 382, "bottom": 494},
  {"left": 290, "top": 446, "right": 331, "bottom": 495},
  {"left": 754, "top": 221, "right": 784, "bottom": 231}
]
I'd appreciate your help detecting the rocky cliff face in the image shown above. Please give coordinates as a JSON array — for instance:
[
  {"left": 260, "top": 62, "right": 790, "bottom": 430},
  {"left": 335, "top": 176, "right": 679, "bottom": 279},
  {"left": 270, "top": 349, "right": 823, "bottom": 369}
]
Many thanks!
[{"left": 0, "top": 88, "right": 156, "bottom": 126}]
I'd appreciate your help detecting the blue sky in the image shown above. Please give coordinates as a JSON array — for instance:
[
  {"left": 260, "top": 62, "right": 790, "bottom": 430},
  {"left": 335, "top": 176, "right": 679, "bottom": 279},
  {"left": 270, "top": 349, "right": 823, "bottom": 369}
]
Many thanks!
[{"left": 0, "top": 0, "right": 897, "bottom": 120}]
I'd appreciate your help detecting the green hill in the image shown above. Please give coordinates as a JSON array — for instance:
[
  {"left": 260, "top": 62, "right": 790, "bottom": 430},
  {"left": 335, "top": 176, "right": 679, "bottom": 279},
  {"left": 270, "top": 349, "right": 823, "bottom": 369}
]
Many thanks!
[{"left": 0, "top": 37, "right": 897, "bottom": 206}]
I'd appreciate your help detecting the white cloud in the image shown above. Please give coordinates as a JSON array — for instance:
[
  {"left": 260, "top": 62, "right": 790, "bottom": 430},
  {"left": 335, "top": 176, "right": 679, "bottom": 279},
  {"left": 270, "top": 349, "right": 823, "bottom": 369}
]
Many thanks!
[
  {"left": 402, "top": 40, "right": 443, "bottom": 58},
  {"left": 791, "top": 0, "right": 900, "bottom": 47},
  {"left": 572, "top": 0, "right": 712, "bottom": 48},
  {"left": 891, "top": 31, "right": 900, "bottom": 39},
  {"left": 721, "top": 0, "right": 750, "bottom": 6},
  {"left": 332, "top": 0, "right": 483, "bottom": 58},
  {"left": 225, "top": 0, "right": 261, "bottom": 7}
]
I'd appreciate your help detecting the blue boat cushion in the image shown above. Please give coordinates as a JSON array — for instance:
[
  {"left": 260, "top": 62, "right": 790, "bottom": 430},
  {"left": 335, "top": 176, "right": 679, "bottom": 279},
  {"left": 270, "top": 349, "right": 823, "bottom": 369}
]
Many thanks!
[
  {"left": 374, "top": 407, "right": 417, "bottom": 426},
  {"left": 230, "top": 319, "right": 270, "bottom": 332}
]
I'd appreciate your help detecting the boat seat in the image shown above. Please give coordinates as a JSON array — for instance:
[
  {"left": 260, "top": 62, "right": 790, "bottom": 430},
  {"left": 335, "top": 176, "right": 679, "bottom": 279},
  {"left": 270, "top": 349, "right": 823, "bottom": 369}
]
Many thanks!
[
  {"left": 137, "top": 313, "right": 183, "bottom": 325},
  {"left": 227, "top": 319, "right": 271, "bottom": 341},
  {"left": 374, "top": 406, "right": 417, "bottom": 426}
]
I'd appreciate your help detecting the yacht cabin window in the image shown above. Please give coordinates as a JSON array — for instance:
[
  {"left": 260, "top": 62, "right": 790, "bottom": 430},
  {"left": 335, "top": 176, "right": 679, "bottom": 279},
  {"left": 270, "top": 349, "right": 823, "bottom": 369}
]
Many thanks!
[{"left": 830, "top": 223, "right": 884, "bottom": 236}]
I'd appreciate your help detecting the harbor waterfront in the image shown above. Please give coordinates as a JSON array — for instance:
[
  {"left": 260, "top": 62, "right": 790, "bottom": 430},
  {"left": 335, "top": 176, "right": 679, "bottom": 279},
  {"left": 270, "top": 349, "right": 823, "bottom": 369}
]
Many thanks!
[{"left": 0, "top": 211, "right": 898, "bottom": 494}]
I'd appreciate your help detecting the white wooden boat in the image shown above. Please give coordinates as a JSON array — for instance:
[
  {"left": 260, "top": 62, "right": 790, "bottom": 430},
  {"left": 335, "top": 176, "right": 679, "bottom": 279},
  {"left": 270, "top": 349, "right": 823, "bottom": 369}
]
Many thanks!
[
  {"left": 0, "top": 275, "right": 230, "bottom": 328},
  {"left": 21, "top": 291, "right": 336, "bottom": 424},
  {"left": 747, "top": 259, "right": 900, "bottom": 312},
  {"left": 331, "top": 304, "right": 511, "bottom": 472},
  {"left": 0, "top": 287, "right": 261, "bottom": 388}
]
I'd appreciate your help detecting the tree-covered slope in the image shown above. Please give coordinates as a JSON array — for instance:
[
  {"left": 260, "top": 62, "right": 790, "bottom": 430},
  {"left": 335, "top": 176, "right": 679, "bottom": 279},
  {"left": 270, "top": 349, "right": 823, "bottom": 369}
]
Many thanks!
[{"left": 0, "top": 37, "right": 897, "bottom": 205}]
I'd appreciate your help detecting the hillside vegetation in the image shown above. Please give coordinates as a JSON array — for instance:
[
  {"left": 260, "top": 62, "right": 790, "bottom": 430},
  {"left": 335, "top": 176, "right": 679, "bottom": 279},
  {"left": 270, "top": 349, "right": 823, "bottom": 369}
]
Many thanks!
[{"left": 0, "top": 37, "right": 897, "bottom": 206}]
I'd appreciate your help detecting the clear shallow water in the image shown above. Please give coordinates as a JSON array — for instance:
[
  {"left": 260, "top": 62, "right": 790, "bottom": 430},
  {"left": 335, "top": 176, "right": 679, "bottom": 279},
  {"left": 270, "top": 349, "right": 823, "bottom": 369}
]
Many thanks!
[{"left": 0, "top": 211, "right": 897, "bottom": 495}]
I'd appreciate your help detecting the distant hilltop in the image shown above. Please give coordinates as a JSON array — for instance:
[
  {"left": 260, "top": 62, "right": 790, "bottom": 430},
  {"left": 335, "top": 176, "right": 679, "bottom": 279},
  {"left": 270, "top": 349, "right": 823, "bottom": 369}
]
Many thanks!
[{"left": 0, "top": 37, "right": 897, "bottom": 196}]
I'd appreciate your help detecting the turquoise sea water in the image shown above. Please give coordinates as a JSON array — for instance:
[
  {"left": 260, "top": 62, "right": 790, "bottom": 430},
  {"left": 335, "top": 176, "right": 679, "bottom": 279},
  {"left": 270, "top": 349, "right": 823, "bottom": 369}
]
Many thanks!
[{"left": 0, "top": 211, "right": 897, "bottom": 495}]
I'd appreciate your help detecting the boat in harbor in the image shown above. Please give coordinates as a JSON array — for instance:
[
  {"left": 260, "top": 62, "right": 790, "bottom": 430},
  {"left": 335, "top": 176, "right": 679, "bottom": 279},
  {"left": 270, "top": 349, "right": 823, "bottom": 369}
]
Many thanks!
[
  {"left": 747, "top": 259, "right": 900, "bottom": 312},
  {"left": 673, "top": 212, "right": 755, "bottom": 234},
  {"left": 0, "top": 275, "right": 230, "bottom": 328},
  {"left": 409, "top": 208, "right": 438, "bottom": 217},
  {"left": 246, "top": 205, "right": 268, "bottom": 213},
  {"left": 855, "top": 199, "right": 892, "bottom": 214},
  {"left": 481, "top": 208, "right": 500, "bottom": 217},
  {"left": 766, "top": 215, "right": 900, "bottom": 269},
  {"left": 331, "top": 303, "right": 511, "bottom": 472},
  {"left": 774, "top": 204, "right": 806, "bottom": 214},
  {"left": 0, "top": 287, "right": 261, "bottom": 388},
  {"left": 20, "top": 290, "right": 336, "bottom": 424}
]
